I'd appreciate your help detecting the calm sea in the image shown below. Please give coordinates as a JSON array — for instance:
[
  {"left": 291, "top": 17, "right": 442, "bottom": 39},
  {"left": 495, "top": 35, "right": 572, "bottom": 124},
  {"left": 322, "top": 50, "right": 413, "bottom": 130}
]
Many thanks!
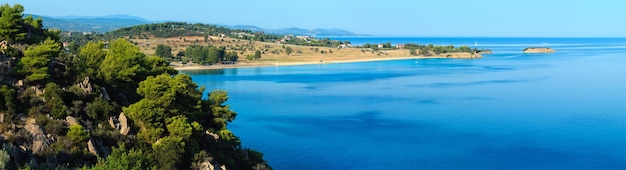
[{"left": 183, "top": 37, "right": 626, "bottom": 170}]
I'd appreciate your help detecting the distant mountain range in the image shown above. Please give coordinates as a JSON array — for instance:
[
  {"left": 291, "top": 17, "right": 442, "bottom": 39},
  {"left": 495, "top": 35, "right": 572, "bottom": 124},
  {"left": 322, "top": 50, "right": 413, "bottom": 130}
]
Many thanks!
[
  {"left": 27, "top": 14, "right": 151, "bottom": 33},
  {"left": 227, "top": 25, "right": 366, "bottom": 36},
  {"left": 26, "top": 14, "right": 365, "bottom": 36}
]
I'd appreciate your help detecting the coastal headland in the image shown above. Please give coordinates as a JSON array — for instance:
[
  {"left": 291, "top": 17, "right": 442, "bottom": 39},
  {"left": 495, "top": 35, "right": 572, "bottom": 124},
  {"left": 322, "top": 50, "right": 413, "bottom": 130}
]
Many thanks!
[{"left": 130, "top": 35, "right": 482, "bottom": 70}]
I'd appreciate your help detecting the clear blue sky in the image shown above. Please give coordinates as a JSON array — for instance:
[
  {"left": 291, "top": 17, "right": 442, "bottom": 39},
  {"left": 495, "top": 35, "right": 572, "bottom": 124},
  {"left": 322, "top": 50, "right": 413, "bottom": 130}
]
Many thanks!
[{"left": 6, "top": 0, "right": 626, "bottom": 37}]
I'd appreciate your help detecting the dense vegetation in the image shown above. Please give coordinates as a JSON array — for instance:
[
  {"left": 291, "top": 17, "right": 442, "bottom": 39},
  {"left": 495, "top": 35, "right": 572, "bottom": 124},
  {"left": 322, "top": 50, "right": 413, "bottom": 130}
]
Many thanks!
[
  {"left": 404, "top": 43, "right": 474, "bottom": 55},
  {"left": 60, "top": 22, "right": 349, "bottom": 48},
  {"left": 107, "top": 22, "right": 238, "bottom": 39},
  {"left": 0, "top": 4, "right": 269, "bottom": 169},
  {"left": 358, "top": 42, "right": 477, "bottom": 56},
  {"left": 106, "top": 22, "right": 349, "bottom": 48},
  {"left": 183, "top": 45, "right": 239, "bottom": 65}
]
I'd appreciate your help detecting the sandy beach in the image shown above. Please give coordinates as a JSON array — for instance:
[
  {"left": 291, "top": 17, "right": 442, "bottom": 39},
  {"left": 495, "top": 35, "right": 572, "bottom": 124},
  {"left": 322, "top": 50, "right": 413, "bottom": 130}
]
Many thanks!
[{"left": 172, "top": 53, "right": 481, "bottom": 70}]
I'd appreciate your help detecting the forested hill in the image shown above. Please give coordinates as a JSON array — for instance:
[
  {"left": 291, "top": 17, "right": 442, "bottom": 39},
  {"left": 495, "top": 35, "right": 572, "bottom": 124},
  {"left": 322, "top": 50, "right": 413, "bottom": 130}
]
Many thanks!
[
  {"left": 105, "top": 22, "right": 260, "bottom": 39},
  {"left": 63, "top": 22, "right": 349, "bottom": 48},
  {"left": 0, "top": 4, "right": 270, "bottom": 170}
]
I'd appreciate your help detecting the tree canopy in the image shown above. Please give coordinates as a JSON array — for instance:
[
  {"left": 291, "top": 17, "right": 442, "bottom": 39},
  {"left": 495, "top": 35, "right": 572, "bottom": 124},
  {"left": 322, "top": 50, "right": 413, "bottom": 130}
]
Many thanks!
[
  {"left": 99, "top": 38, "right": 147, "bottom": 85},
  {"left": 0, "top": 3, "right": 26, "bottom": 43},
  {"left": 154, "top": 44, "right": 173, "bottom": 59},
  {"left": 0, "top": 3, "right": 49, "bottom": 44},
  {"left": 62, "top": 21, "right": 349, "bottom": 48},
  {"left": 75, "top": 41, "right": 106, "bottom": 79},
  {"left": 183, "top": 44, "right": 239, "bottom": 64},
  {"left": 17, "top": 38, "right": 61, "bottom": 84},
  {"left": 0, "top": 4, "right": 269, "bottom": 169}
]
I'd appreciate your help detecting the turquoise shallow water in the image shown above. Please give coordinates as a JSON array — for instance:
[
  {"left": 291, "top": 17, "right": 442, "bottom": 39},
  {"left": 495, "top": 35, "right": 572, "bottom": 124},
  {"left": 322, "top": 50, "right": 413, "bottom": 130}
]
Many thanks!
[{"left": 184, "top": 38, "right": 626, "bottom": 169}]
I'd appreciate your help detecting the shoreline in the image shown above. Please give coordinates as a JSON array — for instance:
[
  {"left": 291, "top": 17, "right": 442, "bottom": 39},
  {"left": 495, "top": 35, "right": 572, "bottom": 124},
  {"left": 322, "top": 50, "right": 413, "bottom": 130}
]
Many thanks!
[{"left": 173, "top": 54, "right": 481, "bottom": 71}]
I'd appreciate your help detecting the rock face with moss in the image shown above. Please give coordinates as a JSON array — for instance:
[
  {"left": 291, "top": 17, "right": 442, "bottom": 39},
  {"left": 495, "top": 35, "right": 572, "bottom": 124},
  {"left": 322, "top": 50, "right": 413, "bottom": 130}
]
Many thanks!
[
  {"left": 0, "top": 4, "right": 270, "bottom": 170},
  {"left": 523, "top": 47, "right": 555, "bottom": 53}
]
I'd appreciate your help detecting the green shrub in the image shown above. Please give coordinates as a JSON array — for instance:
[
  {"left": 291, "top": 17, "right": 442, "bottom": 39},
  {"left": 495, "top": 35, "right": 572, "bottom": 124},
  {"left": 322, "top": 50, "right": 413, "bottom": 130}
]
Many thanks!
[
  {"left": 0, "top": 148, "right": 10, "bottom": 170},
  {"left": 165, "top": 115, "right": 192, "bottom": 139},
  {"left": 44, "top": 119, "right": 65, "bottom": 136},
  {"left": 90, "top": 144, "right": 151, "bottom": 170},
  {"left": 67, "top": 124, "right": 89, "bottom": 144},
  {"left": 0, "top": 85, "right": 16, "bottom": 115},
  {"left": 86, "top": 98, "right": 113, "bottom": 120}
]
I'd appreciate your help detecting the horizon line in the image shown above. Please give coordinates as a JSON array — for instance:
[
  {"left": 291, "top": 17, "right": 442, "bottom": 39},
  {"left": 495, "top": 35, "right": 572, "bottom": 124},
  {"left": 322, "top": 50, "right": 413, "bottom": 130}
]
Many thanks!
[{"left": 27, "top": 14, "right": 626, "bottom": 38}]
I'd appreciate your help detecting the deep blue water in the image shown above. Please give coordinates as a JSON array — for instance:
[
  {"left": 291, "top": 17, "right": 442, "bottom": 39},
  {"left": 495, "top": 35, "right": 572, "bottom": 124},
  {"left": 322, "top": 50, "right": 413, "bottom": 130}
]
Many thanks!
[{"left": 184, "top": 38, "right": 626, "bottom": 170}]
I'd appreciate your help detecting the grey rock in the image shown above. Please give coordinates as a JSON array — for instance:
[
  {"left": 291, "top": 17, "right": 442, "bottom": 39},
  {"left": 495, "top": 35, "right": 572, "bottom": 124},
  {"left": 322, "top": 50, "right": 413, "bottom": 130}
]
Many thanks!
[
  {"left": 206, "top": 131, "right": 219, "bottom": 140},
  {"left": 195, "top": 161, "right": 212, "bottom": 170},
  {"left": 31, "top": 86, "right": 44, "bottom": 99},
  {"left": 119, "top": 113, "right": 130, "bottom": 135},
  {"left": 87, "top": 139, "right": 97, "bottom": 156},
  {"left": 108, "top": 116, "right": 117, "bottom": 129},
  {"left": 65, "top": 116, "right": 79, "bottom": 126},
  {"left": 78, "top": 77, "right": 93, "bottom": 93},
  {"left": 213, "top": 163, "right": 226, "bottom": 170},
  {"left": 24, "top": 119, "right": 50, "bottom": 155},
  {"left": 87, "top": 138, "right": 111, "bottom": 157},
  {"left": 100, "top": 87, "right": 110, "bottom": 101},
  {"left": 15, "top": 80, "right": 23, "bottom": 87}
]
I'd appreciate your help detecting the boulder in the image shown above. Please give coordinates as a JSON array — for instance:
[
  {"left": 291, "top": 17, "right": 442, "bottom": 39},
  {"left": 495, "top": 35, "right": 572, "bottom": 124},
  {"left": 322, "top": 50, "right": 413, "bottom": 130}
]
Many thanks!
[
  {"left": 194, "top": 162, "right": 226, "bottom": 170},
  {"left": 205, "top": 131, "right": 219, "bottom": 140},
  {"left": 213, "top": 163, "right": 226, "bottom": 170},
  {"left": 107, "top": 113, "right": 129, "bottom": 135},
  {"left": 200, "top": 163, "right": 225, "bottom": 170},
  {"left": 30, "top": 86, "right": 44, "bottom": 99},
  {"left": 118, "top": 113, "right": 130, "bottom": 135},
  {"left": 65, "top": 116, "right": 79, "bottom": 126},
  {"left": 24, "top": 119, "right": 50, "bottom": 155},
  {"left": 108, "top": 117, "right": 117, "bottom": 129},
  {"left": 87, "top": 138, "right": 111, "bottom": 157},
  {"left": 100, "top": 87, "right": 110, "bottom": 101},
  {"left": 46, "top": 134, "right": 55, "bottom": 142},
  {"left": 197, "top": 161, "right": 212, "bottom": 170},
  {"left": 78, "top": 77, "right": 93, "bottom": 93},
  {"left": 15, "top": 80, "right": 23, "bottom": 87},
  {"left": 87, "top": 139, "right": 98, "bottom": 156},
  {"left": 0, "top": 41, "right": 7, "bottom": 50}
]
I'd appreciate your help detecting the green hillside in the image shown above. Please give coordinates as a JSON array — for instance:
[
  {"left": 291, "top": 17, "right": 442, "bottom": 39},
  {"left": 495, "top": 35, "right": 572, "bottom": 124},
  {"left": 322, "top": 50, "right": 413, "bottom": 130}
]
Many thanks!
[{"left": 0, "top": 4, "right": 270, "bottom": 170}]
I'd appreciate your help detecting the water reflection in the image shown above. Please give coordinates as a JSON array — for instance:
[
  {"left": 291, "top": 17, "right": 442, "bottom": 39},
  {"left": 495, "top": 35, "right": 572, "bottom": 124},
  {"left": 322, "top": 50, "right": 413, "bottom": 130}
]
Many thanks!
[{"left": 181, "top": 69, "right": 226, "bottom": 75}]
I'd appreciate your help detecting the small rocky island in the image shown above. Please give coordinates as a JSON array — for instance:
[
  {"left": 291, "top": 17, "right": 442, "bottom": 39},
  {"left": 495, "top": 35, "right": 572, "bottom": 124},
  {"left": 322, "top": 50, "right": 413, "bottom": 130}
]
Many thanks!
[{"left": 523, "top": 47, "right": 556, "bottom": 53}]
